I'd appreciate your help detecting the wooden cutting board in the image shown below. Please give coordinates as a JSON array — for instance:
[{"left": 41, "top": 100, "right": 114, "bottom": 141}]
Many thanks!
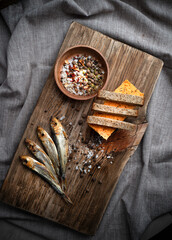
[{"left": 0, "top": 22, "right": 163, "bottom": 235}]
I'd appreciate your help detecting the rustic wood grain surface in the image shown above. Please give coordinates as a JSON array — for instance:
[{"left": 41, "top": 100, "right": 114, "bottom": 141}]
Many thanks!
[{"left": 0, "top": 22, "right": 163, "bottom": 235}]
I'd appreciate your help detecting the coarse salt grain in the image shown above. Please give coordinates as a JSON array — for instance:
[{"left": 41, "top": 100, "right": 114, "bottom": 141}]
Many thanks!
[
  {"left": 75, "top": 166, "right": 79, "bottom": 170},
  {"left": 87, "top": 150, "right": 94, "bottom": 159},
  {"left": 88, "top": 165, "right": 92, "bottom": 169},
  {"left": 97, "top": 166, "right": 101, "bottom": 169},
  {"left": 59, "top": 116, "right": 65, "bottom": 121}
]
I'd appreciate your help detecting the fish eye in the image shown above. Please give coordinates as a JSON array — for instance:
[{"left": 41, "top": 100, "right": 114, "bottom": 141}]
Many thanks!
[
  {"left": 41, "top": 133, "right": 44, "bottom": 136},
  {"left": 24, "top": 159, "right": 28, "bottom": 164},
  {"left": 55, "top": 122, "right": 57, "bottom": 125}
]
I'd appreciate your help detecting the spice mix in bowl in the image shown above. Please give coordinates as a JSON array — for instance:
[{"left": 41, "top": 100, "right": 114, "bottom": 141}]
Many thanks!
[{"left": 54, "top": 45, "right": 109, "bottom": 100}]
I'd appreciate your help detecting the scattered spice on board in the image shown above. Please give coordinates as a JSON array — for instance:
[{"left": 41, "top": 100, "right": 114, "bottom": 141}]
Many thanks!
[{"left": 78, "top": 120, "right": 83, "bottom": 125}]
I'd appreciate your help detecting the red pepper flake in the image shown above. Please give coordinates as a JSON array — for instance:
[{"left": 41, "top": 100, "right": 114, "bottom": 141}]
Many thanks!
[{"left": 79, "top": 59, "right": 84, "bottom": 66}]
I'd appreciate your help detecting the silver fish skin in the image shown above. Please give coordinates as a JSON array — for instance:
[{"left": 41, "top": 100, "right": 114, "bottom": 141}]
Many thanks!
[
  {"left": 25, "top": 138, "right": 57, "bottom": 181},
  {"left": 37, "top": 126, "right": 60, "bottom": 177},
  {"left": 50, "top": 117, "right": 69, "bottom": 181},
  {"left": 20, "top": 156, "right": 72, "bottom": 204}
]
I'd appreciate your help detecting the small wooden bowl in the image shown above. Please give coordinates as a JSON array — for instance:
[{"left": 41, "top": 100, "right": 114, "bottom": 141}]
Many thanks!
[{"left": 54, "top": 45, "right": 109, "bottom": 100}]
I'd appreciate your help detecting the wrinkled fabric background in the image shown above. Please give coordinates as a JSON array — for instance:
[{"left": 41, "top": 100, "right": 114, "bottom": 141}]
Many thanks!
[{"left": 0, "top": 0, "right": 172, "bottom": 239}]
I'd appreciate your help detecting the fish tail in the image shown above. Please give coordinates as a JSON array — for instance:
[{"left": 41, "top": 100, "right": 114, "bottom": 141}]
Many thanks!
[
  {"left": 63, "top": 194, "right": 73, "bottom": 205},
  {"left": 61, "top": 178, "right": 66, "bottom": 191}
]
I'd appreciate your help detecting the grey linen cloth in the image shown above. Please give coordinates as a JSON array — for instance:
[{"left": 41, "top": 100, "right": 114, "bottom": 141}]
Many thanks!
[{"left": 0, "top": 0, "right": 172, "bottom": 239}]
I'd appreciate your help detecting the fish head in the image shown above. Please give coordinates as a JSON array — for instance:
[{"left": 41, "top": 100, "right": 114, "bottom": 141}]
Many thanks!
[
  {"left": 20, "top": 156, "right": 34, "bottom": 169},
  {"left": 37, "top": 126, "right": 48, "bottom": 141},
  {"left": 25, "top": 138, "right": 38, "bottom": 153},
  {"left": 50, "top": 116, "right": 62, "bottom": 134}
]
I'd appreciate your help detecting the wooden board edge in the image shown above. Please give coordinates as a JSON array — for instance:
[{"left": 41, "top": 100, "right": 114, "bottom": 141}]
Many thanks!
[
  {"left": 0, "top": 198, "right": 95, "bottom": 236},
  {"left": 71, "top": 22, "right": 164, "bottom": 67},
  {"left": 0, "top": 68, "right": 54, "bottom": 197},
  {"left": 137, "top": 59, "right": 164, "bottom": 119}
]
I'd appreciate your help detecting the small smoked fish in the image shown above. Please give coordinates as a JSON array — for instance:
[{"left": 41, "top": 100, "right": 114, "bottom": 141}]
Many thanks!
[
  {"left": 37, "top": 126, "right": 60, "bottom": 177},
  {"left": 20, "top": 156, "right": 72, "bottom": 204},
  {"left": 50, "top": 117, "right": 68, "bottom": 188},
  {"left": 25, "top": 138, "right": 57, "bottom": 181}
]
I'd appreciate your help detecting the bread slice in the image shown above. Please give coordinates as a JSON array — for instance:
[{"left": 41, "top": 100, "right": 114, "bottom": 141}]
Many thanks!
[
  {"left": 98, "top": 90, "right": 144, "bottom": 106},
  {"left": 87, "top": 116, "right": 137, "bottom": 131},
  {"left": 92, "top": 103, "right": 138, "bottom": 117}
]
